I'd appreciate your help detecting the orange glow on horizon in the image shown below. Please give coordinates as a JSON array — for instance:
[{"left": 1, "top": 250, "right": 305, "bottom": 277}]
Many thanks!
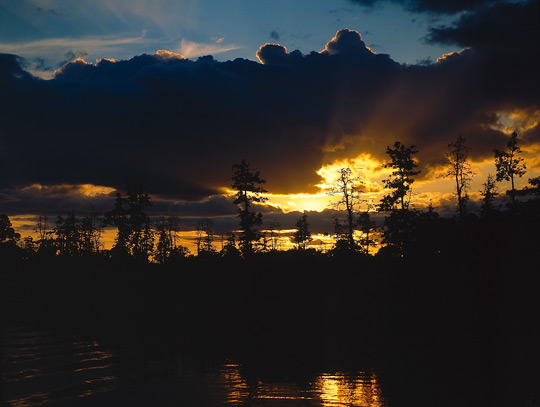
[
  {"left": 250, "top": 154, "right": 392, "bottom": 213},
  {"left": 6, "top": 129, "right": 540, "bottom": 255},
  {"left": 265, "top": 143, "right": 540, "bottom": 214},
  {"left": 20, "top": 183, "right": 116, "bottom": 197}
]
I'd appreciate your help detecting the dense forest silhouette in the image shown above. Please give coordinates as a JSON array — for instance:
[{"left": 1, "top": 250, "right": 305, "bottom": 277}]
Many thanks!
[
  {"left": 1, "top": 132, "right": 539, "bottom": 264},
  {"left": 2, "top": 133, "right": 540, "bottom": 406}
]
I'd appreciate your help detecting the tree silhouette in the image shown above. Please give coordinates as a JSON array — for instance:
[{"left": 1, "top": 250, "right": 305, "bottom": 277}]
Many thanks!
[
  {"left": 80, "top": 208, "right": 102, "bottom": 255},
  {"left": 332, "top": 216, "right": 350, "bottom": 251},
  {"left": 358, "top": 212, "right": 376, "bottom": 255},
  {"left": 104, "top": 184, "right": 154, "bottom": 261},
  {"left": 35, "top": 214, "right": 50, "bottom": 241},
  {"left": 104, "top": 193, "right": 129, "bottom": 255},
  {"left": 293, "top": 212, "right": 312, "bottom": 250},
  {"left": 494, "top": 131, "right": 526, "bottom": 207},
  {"left": 441, "top": 135, "right": 474, "bottom": 218},
  {"left": 20, "top": 236, "right": 38, "bottom": 257},
  {"left": 34, "top": 214, "right": 55, "bottom": 256},
  {"left": 155, "top": 217, "right": 176, "bottom": 264},
  {"left": 379, "top": 141, "right": 420, "bottom": 211},
  {"left": 381, "top": 209, "right": 419, "bottom": 256},
  {"left": 126, "top": 187, "right": 154, "bottom": 261},
  {"left": 196, "top": 218, "right": 216, "bottom": 256},
  {"left": 221, "top": 232, "right": 240, "bottom": 257},
  {"left": 54, "top": 211, "right": 102, "bottom": 256},
  {"left": 231, "top": 160, "right": 268, "bottom": 254},
  {"left": 257, "top": 231, "right": 271, "bottom": 253},
  {"left": 55, "top": 212, "right": 81, "bottom": 256},
  {"left": 0, "top": 214, "right": 21, "bottom": 261},
  {"left": 480, "top": 174, "right": 498, "bottom": 217},
  {"left": 266, "top": 219, "right": 281, "bottom": 251},
  {"left": 153, "top": 216, "right": 188, "bottom": 263},
  {"left": 528, "top": 176, "right": 540, "bottom": 196},
  {"left": 328, "top": 167, "right": 363, "bottom": 250},
  {"left": 0, "top": 214, "right": 20, "bottom": 243},
  {"left": 513, "top": 176, "right": 540, "bottom": 203}
]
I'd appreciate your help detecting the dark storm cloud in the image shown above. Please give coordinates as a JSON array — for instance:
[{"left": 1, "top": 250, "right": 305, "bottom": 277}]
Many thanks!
[
  {"left": 347, "top": 0, "right": 498, "bottom": 14},
  {"left": 426, "top": 0, "right": 540, "bottom": 51},
  {"left": 0, "top": 185, "right": 115, "bottom": 216},
  {"left": 1, "top": 4, "right": 539, "bottom": 216},
  {"left": 3, "top": 30, "right": 395, "bottom": 201},
  {"left": 0, "top": 185, "right": 238, "bottom": 219},
  {"left": 420, "top": 0, "right": 540, "bottom": 157},
  {"left": 151, "top": 195, "right": 239, "bottom": 218}
]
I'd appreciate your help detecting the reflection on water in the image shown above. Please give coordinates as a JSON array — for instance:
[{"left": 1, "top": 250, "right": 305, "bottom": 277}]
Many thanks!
[
  {"left": 0, "top": 326, "right": 118, "bottom": 407},
  {"left": 217, "top": 363, "right": 386, "bottom": 406},
  {"left": 1, "top": 326, "right": 387, "bottom": 406},
  {"left": 217, "top": 363, "right": 315, "bottom": 405},
  {"left": 317, "top": 373, "right": 384, "bottom": 407},
  {"left": 219, "top": 363, "right": 252, "bottom": 404}
]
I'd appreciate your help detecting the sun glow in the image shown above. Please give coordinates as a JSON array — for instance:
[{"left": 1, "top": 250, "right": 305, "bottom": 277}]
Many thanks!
[
  {"left": 263, "top": 192, "right": 333, "bottom": 213},
  {"left": 493, "top": 109, "right": 540, "bottom": 135},
  {"left": 255, "top": 154, "right": 392, "bottom": 213},
  {"left": 265, "top": 144, "right": 538, "bottom": 215},
  {"left": 257, "top": 140, "right": 540, "bottom": 217},
  {"left": 316, "top": 154, "right": 388, "bottom": 192}
]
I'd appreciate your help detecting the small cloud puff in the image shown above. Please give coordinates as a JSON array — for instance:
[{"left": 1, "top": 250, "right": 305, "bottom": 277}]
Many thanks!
[
  {"left": 155, "top": 50, "right": 186, "bottom": 60},
  {"left": 321, "top": 28, "right": 375, "bottom": 57},
  {"left": 256, "top": 44, "right": 302, "bottom": 65},
  {"left": 256, "top": 29, "right": 376, "bottom": 65},
  {"left": 435, "top": 48, "right": 471, "bottom": 64}
]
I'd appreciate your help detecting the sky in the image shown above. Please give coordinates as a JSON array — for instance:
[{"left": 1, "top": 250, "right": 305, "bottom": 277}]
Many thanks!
[
  {"left": 1, "top": 0, "right": 539, "bottom": 242},
  {"left": 0, "top": 0, "right": 462, "bottom": 76}
]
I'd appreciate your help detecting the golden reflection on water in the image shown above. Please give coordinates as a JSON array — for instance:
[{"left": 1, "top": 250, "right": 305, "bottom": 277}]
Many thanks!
[
  {"left": 219, "top": 363, "right": 386, "bottom": 406},
  {"left": 220, "top": 363, "right": 315, "bottom": 404},
  {"left": 220, "top": 363, "right": 253, "bottom": 404},
  {"left": 317, "top": 372, "right": 384, "bottom": 407},
  {"left": 3, "top": 327, "right": 387, "bottom": 407}
]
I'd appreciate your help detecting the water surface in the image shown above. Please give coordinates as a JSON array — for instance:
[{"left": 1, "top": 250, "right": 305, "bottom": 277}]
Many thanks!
[{"left": 1, "top": 326, "right": 387, "bottom": 407}]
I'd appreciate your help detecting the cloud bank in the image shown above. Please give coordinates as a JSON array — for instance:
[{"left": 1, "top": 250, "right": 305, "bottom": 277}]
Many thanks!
[{"left": 1, "top": 1, "right": 539, "bottom": 218}]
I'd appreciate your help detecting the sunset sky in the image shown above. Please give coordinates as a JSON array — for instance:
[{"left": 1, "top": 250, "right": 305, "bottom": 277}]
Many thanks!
[{"left": 1, "top": 0, "right": 539, "bottom": 243}]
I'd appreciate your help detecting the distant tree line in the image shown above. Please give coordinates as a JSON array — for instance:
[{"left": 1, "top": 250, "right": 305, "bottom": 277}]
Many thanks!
[{"left": 1, "top": 131, "right": 539, "bottom": 264}]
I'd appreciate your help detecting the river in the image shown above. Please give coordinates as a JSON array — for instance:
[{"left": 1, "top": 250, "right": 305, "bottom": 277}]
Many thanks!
[
  {"left": 1, "top": 326, "right": 387, "bottom": 407},
  {"left": 2, "top": 259, "right": 540, "bottom": 407}
]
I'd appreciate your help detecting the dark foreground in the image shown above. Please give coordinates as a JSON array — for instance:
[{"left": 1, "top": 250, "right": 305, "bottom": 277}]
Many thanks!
[{"left": 1, "top": 249, "right": 540, "bottom": 407}]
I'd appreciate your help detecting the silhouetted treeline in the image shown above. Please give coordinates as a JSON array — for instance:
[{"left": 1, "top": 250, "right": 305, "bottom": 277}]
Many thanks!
[
  {"left": 1, "top": 197, "right": 539, "bottom": 265},
  {"left": 1, "top": 132, "right": 539, "bottom": 264}
]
